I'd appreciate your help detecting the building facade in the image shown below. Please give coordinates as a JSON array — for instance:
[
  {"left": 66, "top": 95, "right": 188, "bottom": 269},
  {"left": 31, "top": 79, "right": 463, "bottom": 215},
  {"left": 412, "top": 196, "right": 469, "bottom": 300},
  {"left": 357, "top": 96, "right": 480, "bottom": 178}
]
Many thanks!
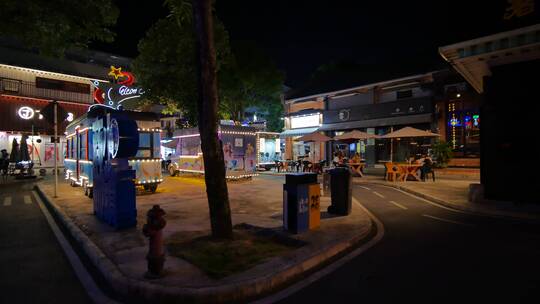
[
  {"left": 0, "top": 43, "right": 131, "bottom": 168},
  {"left": 281, "top": 69, "right": 481, "bottom": 166}
]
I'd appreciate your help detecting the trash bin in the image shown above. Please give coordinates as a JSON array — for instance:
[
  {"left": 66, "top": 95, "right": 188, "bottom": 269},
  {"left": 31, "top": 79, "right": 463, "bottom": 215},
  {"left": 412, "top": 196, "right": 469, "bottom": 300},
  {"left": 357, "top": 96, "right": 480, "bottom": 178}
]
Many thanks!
[
  {"left": 283, "top": 173, "right": 317, "bottom": 234},
  {"left": 327, "top": 167, "right": 352, "bottom": 215}
]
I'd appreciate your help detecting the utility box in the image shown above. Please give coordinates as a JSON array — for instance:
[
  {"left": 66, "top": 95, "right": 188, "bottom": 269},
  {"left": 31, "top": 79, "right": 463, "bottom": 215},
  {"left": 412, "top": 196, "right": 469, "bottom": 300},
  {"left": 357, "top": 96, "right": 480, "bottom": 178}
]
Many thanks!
[
  {"left": 328, "top": 167, "right": 352, "bottom": 215},
  {"left": 283, "top": 173, "right": 317, "bottom": 234}
]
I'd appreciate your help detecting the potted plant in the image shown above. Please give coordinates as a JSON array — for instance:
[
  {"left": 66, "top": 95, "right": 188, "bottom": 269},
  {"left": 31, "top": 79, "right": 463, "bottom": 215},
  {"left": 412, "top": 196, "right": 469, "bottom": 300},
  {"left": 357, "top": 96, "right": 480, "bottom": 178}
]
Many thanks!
[{"left": 431, "top": 141, "right": 453, "bottom": 168}]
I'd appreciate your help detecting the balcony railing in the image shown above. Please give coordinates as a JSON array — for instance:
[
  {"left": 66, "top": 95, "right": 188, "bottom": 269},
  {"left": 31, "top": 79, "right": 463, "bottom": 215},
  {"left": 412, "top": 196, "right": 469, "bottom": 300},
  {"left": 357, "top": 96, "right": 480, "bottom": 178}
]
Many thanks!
[{"left": 0, "top": 78, "right": 93, "bottom": 104}]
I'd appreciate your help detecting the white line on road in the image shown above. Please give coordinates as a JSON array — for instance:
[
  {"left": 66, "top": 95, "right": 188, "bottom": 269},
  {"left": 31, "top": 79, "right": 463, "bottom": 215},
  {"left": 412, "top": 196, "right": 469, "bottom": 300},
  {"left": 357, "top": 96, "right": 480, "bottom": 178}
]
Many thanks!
[
  {"left": 32, "top": 191, "right": 118, "bottom": 304},
  {"left": 359, "top": 186, "right": 371, "bottom": 191},
  {"left": 3, "top": 196, "right": 12, "bottom": 206},
  {"left": 388, "top": 200, "right": 408, "bottom": 210},
  {"left": 384, "top": 186, "right": 472, "bottom": 215},
  {"left": 24, "top": 195, "right": 32, "bottom": 205},
  {"left": 422, "top": 214, "right": 474, "bottom": 227},
  {"left": 250, "top": 198, "right": 385, "bottom": 304},
  {"left": 372, "top": 191, "right": 385, "bottom": 199}
]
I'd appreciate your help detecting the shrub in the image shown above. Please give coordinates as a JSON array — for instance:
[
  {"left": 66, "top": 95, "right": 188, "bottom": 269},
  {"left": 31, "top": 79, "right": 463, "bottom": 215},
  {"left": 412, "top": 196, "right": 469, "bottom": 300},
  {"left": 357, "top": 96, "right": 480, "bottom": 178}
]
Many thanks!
[{"left": 432, "top": 141, "right": 453, "bottom": 168}]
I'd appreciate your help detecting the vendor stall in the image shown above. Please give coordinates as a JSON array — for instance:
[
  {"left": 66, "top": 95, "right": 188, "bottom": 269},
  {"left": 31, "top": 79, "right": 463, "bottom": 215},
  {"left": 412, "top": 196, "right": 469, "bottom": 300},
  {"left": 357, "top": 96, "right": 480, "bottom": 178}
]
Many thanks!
[
  {"left": 256, "top": 131, "right": 281, "bottom": 171},
  {"left": 168, "top": 125, "right": 258, "bottom": 179}
]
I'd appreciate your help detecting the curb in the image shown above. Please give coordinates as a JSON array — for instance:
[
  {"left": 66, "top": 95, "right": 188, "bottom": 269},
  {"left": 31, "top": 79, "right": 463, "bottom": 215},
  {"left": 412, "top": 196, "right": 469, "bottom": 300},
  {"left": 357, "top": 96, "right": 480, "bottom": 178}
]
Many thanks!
[
  {"left": 356, "top": 180, "right": 540, "bottom": 223},
  {"left": 35, "top": 184, "right": 374, "bottom": 303}
]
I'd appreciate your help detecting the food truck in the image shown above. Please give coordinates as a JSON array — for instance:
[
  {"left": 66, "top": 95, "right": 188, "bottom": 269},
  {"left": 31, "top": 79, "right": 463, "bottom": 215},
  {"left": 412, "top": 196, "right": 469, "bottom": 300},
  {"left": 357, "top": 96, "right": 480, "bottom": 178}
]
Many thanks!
[
  {"left": 167, "top": 125, "right": 258, "bottom": 179},
  {"left": 64, "top": 108, "right": 163, "bottom": 197}
]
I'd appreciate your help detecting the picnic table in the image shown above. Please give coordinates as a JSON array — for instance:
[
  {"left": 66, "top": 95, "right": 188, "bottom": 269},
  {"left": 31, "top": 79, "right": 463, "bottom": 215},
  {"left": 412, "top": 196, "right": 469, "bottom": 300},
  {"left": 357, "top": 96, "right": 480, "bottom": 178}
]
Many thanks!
[
  {"left": 348, "top": 162, "right": 365, "bottom": 177},
  {"left": 397, "top": 163, "right": 422, "bottom": 181}
]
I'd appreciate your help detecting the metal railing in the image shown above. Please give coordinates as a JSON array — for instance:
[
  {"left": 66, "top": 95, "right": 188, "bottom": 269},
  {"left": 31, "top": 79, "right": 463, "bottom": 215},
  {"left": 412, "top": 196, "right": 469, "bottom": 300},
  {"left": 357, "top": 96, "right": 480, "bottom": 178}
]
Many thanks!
[{"left": 0, "top": 78, "right": 93, "bottom": 104}]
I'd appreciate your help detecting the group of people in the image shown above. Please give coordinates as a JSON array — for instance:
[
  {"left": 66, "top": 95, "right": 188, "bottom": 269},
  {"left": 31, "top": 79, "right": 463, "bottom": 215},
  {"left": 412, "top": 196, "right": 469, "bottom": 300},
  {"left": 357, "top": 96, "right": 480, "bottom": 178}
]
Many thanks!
[
  {"left": 332, "top": 151, "right": 362, "bottom": 166},
  {"left": 411, "top": 154, "right": 435, "bottom": 181}
]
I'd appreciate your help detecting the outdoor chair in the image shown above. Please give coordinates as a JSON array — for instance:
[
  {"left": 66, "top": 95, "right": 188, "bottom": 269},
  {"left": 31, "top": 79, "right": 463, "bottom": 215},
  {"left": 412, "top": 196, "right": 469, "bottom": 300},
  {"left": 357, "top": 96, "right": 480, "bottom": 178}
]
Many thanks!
[
  {"left": 384, "top": 162, "right": 400, "bottom": 182},
  {"left": 421, "top": 162, "right": 436, "bottom": 182},
  {"left": 302, "top": 160, "right": 312, "bottom": 172}
]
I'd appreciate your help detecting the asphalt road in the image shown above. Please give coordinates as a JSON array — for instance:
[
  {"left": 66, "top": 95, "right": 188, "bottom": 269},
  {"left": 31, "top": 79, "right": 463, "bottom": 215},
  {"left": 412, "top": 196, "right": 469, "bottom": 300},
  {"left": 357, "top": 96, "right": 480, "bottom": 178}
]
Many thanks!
[
  {"left": 0, "top": 181, "right": 91, "bottom": 304},
  {"left": 278, "top": 183, "right": 540, "bottom": 303}
]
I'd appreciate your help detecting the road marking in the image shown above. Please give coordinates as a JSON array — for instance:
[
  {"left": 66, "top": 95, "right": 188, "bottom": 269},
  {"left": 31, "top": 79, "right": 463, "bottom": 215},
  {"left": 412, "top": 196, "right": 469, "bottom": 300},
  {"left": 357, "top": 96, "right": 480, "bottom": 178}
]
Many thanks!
[
  {"left": 32, "top": 191, "right": 118, "bottom": 304},
  {"left": 24, "top": 195, "right": 32, "bottom": 205},
  {"left": 388, "top": 200, "right": 408, "bottom": 210},
  {"left": 422, "top": 214, "right": 474, "bottom": 227},
  {"left": 383, "top": 186, "right": 472, "bottom": 215},
  {"left": 250, "top": 197, "right": 385, "bottom": 304},
  {"left": 3, "top": 196, "right": 11, "bottom": 206},
  {"left": 359, "top": 186, "right": 371, "bottom": 191},
  {"left": 372, "top": 191, "right": 385, "bottom": 199}
]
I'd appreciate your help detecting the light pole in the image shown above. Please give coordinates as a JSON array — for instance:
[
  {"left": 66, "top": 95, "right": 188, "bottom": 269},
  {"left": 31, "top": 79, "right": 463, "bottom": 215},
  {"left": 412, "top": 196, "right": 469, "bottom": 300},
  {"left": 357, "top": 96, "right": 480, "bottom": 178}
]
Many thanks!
[{"left": 53, "top": 100, "right": 58, "bottom": 198}]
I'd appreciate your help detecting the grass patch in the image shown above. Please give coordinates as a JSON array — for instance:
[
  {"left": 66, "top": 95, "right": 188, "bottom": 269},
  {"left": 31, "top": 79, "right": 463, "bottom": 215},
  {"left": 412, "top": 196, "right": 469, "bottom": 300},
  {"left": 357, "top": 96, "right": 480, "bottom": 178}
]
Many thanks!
[{"left": 167, "top": 226, "right": 302, "bottom": 279}]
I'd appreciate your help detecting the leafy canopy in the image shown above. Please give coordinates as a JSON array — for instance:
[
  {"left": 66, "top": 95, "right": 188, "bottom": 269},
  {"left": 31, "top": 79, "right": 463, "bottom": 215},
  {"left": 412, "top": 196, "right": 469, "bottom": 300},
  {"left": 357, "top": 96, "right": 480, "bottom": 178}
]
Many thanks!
[
  {"left": 0, "top": 0, "right": 118, "bottom": 57},
  {"left": 133, "top": 1, "right": 284, "bottom": 130}
]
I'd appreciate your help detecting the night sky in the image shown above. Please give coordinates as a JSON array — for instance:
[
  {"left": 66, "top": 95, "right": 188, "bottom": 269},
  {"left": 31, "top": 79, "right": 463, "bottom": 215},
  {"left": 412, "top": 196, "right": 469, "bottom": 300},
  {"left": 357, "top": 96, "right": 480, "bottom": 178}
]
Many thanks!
[{"left": 93, "top": 0, "right": 538, "bottom": 87}]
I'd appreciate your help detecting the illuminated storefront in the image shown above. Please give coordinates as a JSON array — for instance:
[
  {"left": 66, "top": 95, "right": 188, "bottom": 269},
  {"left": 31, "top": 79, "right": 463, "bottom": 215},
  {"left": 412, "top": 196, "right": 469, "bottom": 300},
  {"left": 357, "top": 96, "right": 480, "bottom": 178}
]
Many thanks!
[
  {"left": 446, "top": 98, "right": 480, "bottom": 157},
  {"left": 280, "top": 112, "right": 324, "bottom": 161},
  {"left": 0, "top": 95, "right": 88, "bottom": 167}
]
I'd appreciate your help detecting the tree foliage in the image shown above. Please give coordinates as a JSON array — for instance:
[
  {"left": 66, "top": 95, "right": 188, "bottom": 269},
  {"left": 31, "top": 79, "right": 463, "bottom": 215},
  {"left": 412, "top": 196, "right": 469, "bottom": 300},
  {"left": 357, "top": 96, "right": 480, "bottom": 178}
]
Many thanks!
[
  {"left": 0, "top": 0, "right": 118, "bottom": 57},
  {"left": 133, "top": 13, "right": 231, "bottom": 125},
  {"left": 133, "top": 2, "right": 284, "bottom": 127}
]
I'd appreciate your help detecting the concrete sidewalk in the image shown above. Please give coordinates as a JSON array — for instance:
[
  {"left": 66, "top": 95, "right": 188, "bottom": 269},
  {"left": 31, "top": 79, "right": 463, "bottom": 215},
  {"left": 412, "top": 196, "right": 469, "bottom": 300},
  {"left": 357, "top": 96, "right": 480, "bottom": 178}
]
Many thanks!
[
  {"left": 354, "top": 174, "right": 540, "bottom": 221},
  {"left": 36, "top": 174, "right": 373, "bottom": 303}
]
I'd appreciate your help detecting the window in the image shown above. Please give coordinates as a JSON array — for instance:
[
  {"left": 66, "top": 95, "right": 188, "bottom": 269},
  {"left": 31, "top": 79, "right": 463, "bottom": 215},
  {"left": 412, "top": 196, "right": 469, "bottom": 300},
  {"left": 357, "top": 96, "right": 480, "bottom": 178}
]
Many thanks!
[
  {"left": 136, "top": 133, "right": 152, "bottom": 158},
  {"left": 79, "top": 131, "right": 88, "bottom": 160},
  {"left": 36, "top": 77, "right": 90, "bottom": 94},
  {"left": 396, "top": 90, "right": 413, "bottom": 99}
]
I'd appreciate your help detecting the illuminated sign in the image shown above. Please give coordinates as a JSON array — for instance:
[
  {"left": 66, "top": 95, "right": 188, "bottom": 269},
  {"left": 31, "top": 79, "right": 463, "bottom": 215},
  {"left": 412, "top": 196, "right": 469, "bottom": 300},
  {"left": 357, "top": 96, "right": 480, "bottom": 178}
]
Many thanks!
[
  {"left": 66, "top": 112, "right": 74, "bottom": 122},
  {"left": 91, "top": 66, "right": 144, "bottom": 111},
  {"left": 18, "top": 106, "right": 35, "bottom": 120},
  {"left": 290, "top": 114, "right": 320, "bottom": 129}
]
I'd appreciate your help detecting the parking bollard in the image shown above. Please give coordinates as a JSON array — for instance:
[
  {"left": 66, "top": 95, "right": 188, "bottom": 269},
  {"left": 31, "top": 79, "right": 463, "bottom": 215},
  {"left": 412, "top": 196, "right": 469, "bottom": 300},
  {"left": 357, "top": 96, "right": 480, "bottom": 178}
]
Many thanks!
[{"left": 142, "top": 205, "right": 167, "bottom": 278}]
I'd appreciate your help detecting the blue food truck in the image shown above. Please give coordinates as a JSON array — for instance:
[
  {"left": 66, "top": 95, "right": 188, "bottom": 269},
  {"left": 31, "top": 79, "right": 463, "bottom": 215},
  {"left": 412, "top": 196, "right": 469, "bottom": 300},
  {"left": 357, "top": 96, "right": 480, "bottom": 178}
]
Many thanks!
[{"left": 64, "top": 108, "right": 163, "bottom": 197}]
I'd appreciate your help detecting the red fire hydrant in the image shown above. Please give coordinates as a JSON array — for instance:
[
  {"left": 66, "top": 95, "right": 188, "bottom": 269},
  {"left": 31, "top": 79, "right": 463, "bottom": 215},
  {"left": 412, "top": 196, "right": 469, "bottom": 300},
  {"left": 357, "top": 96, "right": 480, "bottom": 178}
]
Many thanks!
[{"left": 142, "top": 205, "right": 167, "bottom": 278}]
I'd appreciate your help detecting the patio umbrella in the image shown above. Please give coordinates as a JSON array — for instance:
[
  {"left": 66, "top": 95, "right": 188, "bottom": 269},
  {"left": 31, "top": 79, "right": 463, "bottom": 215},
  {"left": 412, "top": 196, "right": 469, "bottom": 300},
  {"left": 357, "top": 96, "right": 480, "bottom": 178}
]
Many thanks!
[
  {"left": 381, "top": 127, "right": 439, "bottom": 162},
  {"left": 333, "top": 130, "right": 379, "bottom": 161},
  {"left": 381, "top": 126, "right": 439, "bottom": 138},
  {"left": 334, "top": 129, "right": 380, "bottom": 141},
  {"left": 9, "top": 138, "right": 20, "bottom": 163},
  {"left": 19, "top": 135, "right": 30, "bottom": 162},
  {"left": 295, "top": 132, "right": 332, "bottom": 164},
  {"left": 295, "top": 132, "right": 332, "bottom": 143}
]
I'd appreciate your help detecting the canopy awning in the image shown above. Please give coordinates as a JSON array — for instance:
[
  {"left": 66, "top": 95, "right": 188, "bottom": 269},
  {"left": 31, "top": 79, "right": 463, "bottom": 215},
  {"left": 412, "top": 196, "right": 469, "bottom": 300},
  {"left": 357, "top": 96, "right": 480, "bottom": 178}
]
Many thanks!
[
  {"left": 439, "top": 24, "right": 540, "bottom": 93},
  {"left": 161, "top": 138, "right": 178, "bottom": 149},
  {"left": 319, "top": 113, "right": 432, "bottom": 131},
  {"left": 279, "top": 127, "right": 319, "bottom": 138}
]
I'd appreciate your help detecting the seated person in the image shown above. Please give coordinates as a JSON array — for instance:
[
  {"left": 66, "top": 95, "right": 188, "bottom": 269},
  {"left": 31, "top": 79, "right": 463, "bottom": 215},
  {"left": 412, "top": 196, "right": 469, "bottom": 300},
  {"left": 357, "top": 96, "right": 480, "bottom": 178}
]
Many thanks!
[
  {"left": 350, "top": 152, "right": 361, "bottom": 164},
  {"left": 332, "top": 152, "right": 340, "bottom": 167}
]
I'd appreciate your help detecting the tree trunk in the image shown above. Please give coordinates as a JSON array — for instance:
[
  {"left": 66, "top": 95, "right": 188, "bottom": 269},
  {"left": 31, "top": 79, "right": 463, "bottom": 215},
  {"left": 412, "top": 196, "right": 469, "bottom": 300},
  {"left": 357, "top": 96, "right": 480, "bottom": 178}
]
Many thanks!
[{"left": 191, "top": 0, "right": 233, "bottom": 239}]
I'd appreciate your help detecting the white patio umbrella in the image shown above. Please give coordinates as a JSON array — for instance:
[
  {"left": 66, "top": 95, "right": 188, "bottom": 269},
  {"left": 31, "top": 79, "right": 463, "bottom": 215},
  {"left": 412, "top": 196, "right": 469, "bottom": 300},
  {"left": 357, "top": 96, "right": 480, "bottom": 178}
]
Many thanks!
[
  {"left": 381, "top": 127, "right": 440, "bottom": 162},
  {"left": 334, "top": 129, "right": 380, "bottom": 141},
  {"left": 295, "top": 132, "right": 332, "bottom": 163}
]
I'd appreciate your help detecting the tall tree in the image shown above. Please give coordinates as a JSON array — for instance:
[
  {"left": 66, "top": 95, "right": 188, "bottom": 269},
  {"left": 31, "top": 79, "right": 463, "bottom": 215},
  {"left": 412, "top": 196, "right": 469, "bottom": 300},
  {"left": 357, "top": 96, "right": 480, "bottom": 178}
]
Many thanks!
[
  {"left": 0, "top": 0, "right": 118, "bottom": 57},
  {"left": 219, "top": 42, "right": 284, "bottom": 122},
  {"left": 191, "top": 0, "right": 233, "bottom": 239}
]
